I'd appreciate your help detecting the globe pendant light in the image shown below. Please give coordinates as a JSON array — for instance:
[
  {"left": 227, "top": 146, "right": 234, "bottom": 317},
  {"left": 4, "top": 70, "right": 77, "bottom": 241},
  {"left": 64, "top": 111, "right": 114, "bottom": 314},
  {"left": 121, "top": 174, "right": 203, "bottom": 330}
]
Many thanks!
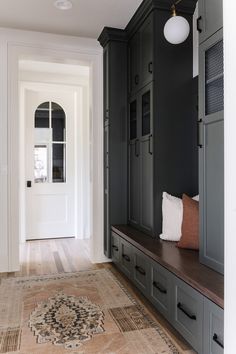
[{"left": 164, "top": 0, "right": 190, "bottom": 45}]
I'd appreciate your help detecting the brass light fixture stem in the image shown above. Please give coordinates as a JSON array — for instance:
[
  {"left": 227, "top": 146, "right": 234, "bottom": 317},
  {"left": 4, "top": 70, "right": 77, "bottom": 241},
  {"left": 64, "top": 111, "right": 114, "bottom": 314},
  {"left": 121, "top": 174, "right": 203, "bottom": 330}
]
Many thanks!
[{"left": 171, "top": 0, "right": 184, "bottom": 17}]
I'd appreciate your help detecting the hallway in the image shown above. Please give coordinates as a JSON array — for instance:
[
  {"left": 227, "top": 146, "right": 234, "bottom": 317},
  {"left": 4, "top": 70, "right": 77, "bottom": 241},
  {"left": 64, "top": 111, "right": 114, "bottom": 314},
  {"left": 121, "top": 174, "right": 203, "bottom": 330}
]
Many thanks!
[{"left": 0, "top": 238, "right": 195, "bottom": 353}]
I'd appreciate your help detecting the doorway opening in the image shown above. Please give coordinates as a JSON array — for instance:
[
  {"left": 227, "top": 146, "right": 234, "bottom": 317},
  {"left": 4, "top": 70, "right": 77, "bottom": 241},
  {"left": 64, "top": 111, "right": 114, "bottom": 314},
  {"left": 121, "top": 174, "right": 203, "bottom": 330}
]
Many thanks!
[{"left": 19, "top": 59, "right": 91, "bottom": 261}]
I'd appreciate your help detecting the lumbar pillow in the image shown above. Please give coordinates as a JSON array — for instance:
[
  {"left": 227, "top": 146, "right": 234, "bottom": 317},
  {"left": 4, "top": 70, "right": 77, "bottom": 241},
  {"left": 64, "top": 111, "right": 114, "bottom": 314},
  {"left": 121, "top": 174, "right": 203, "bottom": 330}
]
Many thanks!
[
  {"left": 192, "top": 195, "right": 199, "bottom": 201},
  {"left": 177, "top": 194, "right": 199, "bottom": 250},
  {"left": 160, "top": 192, "right": 183, "bottom": 241}
]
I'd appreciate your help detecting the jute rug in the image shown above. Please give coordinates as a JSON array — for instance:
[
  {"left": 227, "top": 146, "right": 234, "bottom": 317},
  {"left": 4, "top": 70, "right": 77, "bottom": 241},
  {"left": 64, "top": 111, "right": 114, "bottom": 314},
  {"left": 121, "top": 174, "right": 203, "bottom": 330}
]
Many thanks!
[{"left": 0, "top": 269, "right": 185, "bottom": 354}]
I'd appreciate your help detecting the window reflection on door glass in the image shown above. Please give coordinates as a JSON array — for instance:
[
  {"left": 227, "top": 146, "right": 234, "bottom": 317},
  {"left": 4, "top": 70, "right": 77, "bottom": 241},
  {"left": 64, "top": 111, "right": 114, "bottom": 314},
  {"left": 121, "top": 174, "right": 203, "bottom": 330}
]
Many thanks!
[
  {"left": 35, "top": 102, "right": 50, "bottom": 128},
  {"left": 52, "top": 102, "right": 66, "bottom": 142},
  {"left": 52, "top": 144, "right": 66, "bottom": 183},
  {"left": 34, "top": 145, "right": 48, "bottom": 183}
]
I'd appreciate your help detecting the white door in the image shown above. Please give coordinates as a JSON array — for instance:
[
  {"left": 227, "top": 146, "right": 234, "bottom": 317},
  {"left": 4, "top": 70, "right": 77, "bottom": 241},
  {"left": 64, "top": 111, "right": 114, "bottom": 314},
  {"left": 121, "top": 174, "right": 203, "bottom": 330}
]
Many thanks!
[{"left": 25, "top": 89, "right": 75, "bottom": 239}]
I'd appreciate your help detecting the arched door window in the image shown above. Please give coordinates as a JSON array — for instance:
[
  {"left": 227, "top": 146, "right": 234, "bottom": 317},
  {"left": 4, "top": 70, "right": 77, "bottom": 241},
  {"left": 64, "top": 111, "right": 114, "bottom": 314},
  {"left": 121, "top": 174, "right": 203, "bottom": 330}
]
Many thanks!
[{"left": 34, "top": 101, "right": 66, "bottom": 183}]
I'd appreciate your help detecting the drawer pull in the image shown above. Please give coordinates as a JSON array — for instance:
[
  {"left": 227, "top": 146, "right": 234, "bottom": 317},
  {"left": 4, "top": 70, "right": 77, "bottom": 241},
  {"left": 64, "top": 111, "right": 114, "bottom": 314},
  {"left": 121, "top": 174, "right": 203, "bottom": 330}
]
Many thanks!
[
  {"left": 213, "top": 334, "right": 224, "bottom": 349},
  {"left": 122, "top": 254, "right": 130, "bottom": 262},
  {"left": 153, "top": 281, "right": 167, "bottom": 294},
  {"left": 177, "top": 302, "right": 196, "bottom": 320},
  {"left": 135, "top": 265, "right": 146, "bottom": 276},
  {"left": 112, "top": 245, "right": 118, "bottom": 252}
]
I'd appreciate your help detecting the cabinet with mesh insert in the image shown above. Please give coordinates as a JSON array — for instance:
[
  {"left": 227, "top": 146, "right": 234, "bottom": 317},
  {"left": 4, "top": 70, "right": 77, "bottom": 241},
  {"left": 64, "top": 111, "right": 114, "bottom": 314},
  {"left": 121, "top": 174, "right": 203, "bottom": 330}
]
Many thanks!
[
  {"left": 198, "top": 0, "right": 223, "bottom": 44},
  {"left": 199, "top": 29, "right": 224, "bottom": 274}
]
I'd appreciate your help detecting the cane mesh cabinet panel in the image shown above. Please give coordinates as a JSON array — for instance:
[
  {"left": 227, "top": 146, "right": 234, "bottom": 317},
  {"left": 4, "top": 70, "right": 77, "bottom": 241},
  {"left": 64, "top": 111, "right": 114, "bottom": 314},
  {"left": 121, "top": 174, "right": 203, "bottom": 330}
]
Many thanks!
[{"left": 199, "top": 30, "right": 224, "bottom": 274}]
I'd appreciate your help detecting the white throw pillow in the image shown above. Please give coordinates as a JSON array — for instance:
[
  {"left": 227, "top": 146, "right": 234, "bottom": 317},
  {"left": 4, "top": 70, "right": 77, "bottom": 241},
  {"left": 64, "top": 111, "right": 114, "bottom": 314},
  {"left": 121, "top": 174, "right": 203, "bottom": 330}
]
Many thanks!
[
  {"left": 160, "top": 192, "right": 183, "bottom": 242},
  {"left": 192, "top": 194, "right": 199, "bottom": 201}
]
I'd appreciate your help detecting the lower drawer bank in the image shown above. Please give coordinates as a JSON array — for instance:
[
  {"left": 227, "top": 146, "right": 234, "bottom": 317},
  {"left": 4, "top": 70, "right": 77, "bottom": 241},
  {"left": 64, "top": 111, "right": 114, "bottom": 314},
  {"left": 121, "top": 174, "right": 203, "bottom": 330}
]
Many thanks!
[{"left": 111, "top": 231, "right": 224, "bottom": 354}]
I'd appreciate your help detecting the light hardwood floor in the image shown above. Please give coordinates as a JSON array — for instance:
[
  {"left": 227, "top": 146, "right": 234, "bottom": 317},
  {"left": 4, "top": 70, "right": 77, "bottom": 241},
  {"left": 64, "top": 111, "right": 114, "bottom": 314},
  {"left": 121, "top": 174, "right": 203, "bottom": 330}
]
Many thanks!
[
  {"left": 2, "top": 238, "right": 194, "bottom": 353},
  {"left": 18, "top": 238, "right": 98, "bottom": 276}
]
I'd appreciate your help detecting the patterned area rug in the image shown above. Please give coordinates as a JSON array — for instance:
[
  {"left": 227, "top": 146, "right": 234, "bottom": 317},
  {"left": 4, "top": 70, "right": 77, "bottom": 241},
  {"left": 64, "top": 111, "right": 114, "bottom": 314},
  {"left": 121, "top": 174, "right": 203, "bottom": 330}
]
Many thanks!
[{"left": 0, "top": 269, "right": 186, "bottom": 354}]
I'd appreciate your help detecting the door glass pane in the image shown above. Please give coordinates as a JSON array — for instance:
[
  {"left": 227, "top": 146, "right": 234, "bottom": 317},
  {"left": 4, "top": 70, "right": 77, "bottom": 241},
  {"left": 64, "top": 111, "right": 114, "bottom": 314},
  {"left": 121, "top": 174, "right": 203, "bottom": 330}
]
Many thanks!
[
  {"left": 34, "top": 145, "right": 48, "bottom": 183},
  {"left": 52, "top": 102, "right": 66, "bottom": 142},
  {"left": 35, "top": 102, "right": 50, "bottom": 128},
  {"left": 142, "top": 91, "right": 150, "bottom": 136},
  {"left": 52, "top": 144, "right": 66, "bottom": 183},
  {"left": 130, "top": 100, "right": 137, "bottom": 140}
]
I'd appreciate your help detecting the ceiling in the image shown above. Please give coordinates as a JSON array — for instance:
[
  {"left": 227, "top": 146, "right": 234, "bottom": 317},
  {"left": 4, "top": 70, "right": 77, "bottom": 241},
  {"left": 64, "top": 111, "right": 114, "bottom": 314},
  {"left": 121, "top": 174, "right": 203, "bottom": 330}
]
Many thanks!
[{"left": 0, "top": 0, "right": 143, "bottom": 39}]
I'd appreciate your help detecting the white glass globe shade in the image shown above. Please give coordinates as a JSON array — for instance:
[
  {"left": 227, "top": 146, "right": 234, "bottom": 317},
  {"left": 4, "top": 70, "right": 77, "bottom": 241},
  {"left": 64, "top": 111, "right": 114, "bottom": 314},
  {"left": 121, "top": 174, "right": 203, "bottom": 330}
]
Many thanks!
[{"left": 164, "top": 16, "right": 190, "bottom": 44}]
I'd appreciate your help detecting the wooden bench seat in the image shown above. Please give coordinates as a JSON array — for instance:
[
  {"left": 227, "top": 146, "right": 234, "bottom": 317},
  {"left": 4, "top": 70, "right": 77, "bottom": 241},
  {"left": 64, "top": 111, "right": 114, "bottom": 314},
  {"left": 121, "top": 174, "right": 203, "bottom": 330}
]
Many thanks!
[{"left": 112, "top": 224, "right": 224, "bottom": 308}]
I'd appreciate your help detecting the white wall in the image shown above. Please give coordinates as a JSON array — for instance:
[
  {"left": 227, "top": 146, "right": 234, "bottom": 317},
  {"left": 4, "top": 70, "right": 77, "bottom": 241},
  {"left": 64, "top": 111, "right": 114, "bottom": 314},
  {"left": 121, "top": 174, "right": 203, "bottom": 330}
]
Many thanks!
[
  {"left": 19, "top": 68, "right": 90, "bottom": 241},
  {"left": 0, "top": 28, "right": 107, "bottom": 272},
  {"left": 224, "top": 0, "right": 236, "bottom": 352}
]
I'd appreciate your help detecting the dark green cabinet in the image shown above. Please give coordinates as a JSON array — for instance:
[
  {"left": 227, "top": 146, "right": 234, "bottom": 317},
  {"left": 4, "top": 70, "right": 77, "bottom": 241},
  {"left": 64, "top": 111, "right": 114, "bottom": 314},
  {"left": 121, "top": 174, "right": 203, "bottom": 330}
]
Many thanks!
[
  {"left": 133, "top": 248, "right": 151, "bottom": 296},
  {"left": 128, "top": 98, "right": 140, "bottom": 227},
  {"left": 98, "top": 29, "right": 128, "bottom": 258},
  {"left": 140, "top": 14, "right": 154, "bottom": 88},
  {"left": 203, "top": 298, "right": 224, "bottom": 354},
  {"left": 120, "top": 238, "right": 133, "bottom": 279},
  {"left": 111, "top": 231, "right": 120, "bottom": 265},
  {"left": 128, "top": 13, "right": 154, "bottom": 96},
  {"left": 127, "top": 2, "right": 198, "bottom": 238},
  {"left": 149, "top": 261, "right": 172, "bottom": 321},
  {"left": 128, "top": 84, "right": 153, "bottom": 235},
  {"left": 111, "top": 230, "right": 224, "bottom": 353},
  {"left": 199, "top": 30, "right": 224, "bottom": 274},
  {"left": 172, "top": 277, "right": 204, "bottom": 353},
  {"left": 198, "top": 0, "right": 223, "bottom": 44},
  {"left": 140, "top": 86, "right": 153, "bottom": 232},
  {"left": 129, "top": 31, "right": 140, "bottom": 94}
]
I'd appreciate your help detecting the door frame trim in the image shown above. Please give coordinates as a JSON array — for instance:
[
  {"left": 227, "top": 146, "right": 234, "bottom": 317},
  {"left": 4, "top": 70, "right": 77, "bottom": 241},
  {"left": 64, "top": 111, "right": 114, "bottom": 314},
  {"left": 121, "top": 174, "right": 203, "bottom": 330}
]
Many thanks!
[{"left": 0, "top": 28, "right": 107, "bottom": 271}]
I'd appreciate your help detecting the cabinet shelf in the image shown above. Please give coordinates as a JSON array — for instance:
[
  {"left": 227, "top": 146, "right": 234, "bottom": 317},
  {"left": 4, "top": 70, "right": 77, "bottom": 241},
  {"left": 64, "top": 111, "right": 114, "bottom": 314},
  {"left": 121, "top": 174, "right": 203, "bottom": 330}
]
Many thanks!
[{"left": 206, "top": 72, "right": 223, "bottom": 85}]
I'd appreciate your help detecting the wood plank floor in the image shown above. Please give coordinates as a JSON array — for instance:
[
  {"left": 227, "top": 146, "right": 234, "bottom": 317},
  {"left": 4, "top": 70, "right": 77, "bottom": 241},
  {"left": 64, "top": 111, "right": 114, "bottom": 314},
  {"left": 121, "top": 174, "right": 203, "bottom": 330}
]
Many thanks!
[
  {"left": 18, "top": 238, "right": 98, "bottom": 276},
  {"left": 2, "top": 238, "right": 195, "bottom": 353}
]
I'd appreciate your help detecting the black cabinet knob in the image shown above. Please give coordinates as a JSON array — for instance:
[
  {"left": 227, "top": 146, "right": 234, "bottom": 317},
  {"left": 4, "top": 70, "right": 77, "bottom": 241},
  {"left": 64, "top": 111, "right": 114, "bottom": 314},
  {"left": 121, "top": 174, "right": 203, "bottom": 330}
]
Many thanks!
[
  {"left": 148, "top": 62, "right": 153, "bottom": 74},
  {"left": 27, "top": 181, "right": 32, "bottom": 188},
  {"left": 197, "top": 16, "right": 202, "bottom": 33}
]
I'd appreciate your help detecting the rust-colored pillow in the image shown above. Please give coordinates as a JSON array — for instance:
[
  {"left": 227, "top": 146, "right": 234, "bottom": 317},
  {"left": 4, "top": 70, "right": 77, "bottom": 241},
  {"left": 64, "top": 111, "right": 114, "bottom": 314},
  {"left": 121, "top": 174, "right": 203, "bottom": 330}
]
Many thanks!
[{"left": 177, "top": 194, "right": 199, "bottom": 250}]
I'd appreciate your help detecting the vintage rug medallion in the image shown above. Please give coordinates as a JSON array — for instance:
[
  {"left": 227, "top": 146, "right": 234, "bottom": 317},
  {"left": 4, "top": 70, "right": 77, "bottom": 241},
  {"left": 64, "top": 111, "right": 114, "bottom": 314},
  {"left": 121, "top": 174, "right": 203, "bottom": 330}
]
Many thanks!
[
  {"left": 0, "top": 269, "right": 187, "bottom": 353},
  {"left": 29, "top": 293, "right": 104, "bottom": 349}
]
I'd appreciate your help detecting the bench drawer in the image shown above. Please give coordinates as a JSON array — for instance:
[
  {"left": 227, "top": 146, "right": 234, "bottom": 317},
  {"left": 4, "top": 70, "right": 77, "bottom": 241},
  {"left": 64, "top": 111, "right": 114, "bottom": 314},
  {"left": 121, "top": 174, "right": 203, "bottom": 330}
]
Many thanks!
[
  {"left": 120, "top": 238, "right": 134, "bottom": 279},
  {"left": 149, "top": 261, "right": 172, "bottom": 321},
  {"left": 203, "top": 298, "right": 224, "bottom": 354},
  {"left": 133, "top": 249, "right": 150, "bottom": 296},
  {"left": 172, "top": 276, "right": 204, "bottom": 353},
  {"left": 111, "top": 232, "right": 120, "bottom": 264}
]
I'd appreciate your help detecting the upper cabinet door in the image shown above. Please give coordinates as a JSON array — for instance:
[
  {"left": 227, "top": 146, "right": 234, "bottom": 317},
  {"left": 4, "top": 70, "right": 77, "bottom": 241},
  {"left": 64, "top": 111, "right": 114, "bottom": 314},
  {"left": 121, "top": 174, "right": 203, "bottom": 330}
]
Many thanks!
[
  {"left": 128, "top": 13, "right": 154, "bottom": 96},
  {"left": 103, "top": 46, "right": 110, "bottom": 125},
  {"left": 199, "top": 30, "right": 224, "bottom": 274},
  {"left": 198, "top": 0, "right": 223, "bottom": 43},
  {"left": 140, "top": 15, "right": 154, "bottom": 88},
  {"left": 129, "top": 31, "right": 140, "bottom": 95}
]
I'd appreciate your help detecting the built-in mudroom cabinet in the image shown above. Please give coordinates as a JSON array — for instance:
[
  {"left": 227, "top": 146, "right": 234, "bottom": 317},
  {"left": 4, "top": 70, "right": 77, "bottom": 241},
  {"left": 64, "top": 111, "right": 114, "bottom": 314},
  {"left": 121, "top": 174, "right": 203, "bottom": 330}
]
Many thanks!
[
  {"left": 98, "top": 0, "right": 224, "bottom": 353},
  {"left": 198, "top": 0, "right": 224, "bottom": 275}
]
